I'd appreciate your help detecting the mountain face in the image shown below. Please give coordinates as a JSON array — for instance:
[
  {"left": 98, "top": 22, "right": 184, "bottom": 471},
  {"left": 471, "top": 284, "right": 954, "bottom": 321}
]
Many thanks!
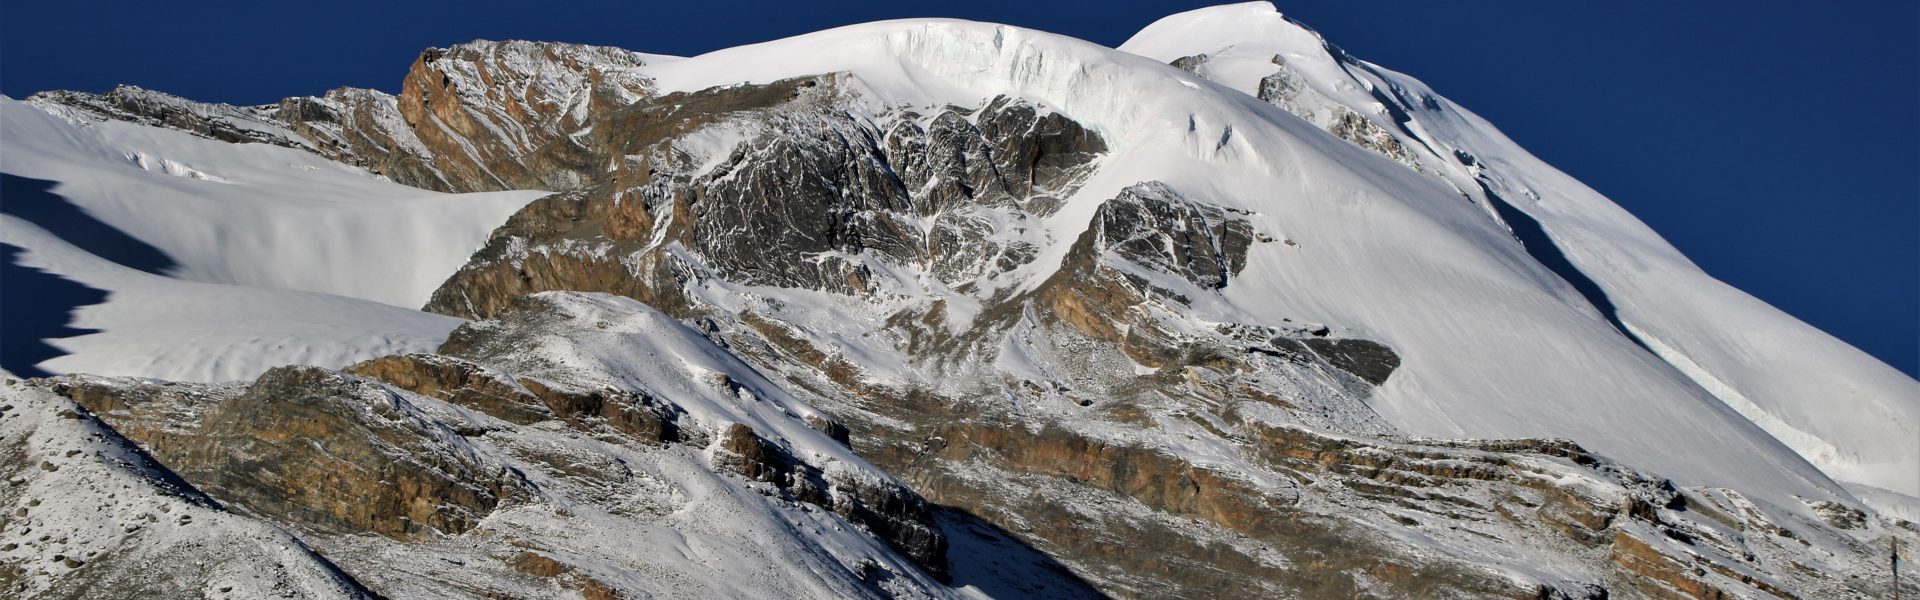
[{"left": 4, "top": 2, "right": 1916, "bottom": 599}]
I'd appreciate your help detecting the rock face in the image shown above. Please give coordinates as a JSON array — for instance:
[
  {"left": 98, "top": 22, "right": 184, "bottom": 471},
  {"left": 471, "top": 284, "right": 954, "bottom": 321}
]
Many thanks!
[
  {"left": 423, "top": 75, "right": 1106, "bottom": 318},
  {"left": 392, "top": 40, "right": 655, "bottom": 191},
  {"left": 0, "top": 377, "right": 376, "bottom": 599},
  {"left": 45, "top": 367, "right": 534, "bottom": 541},
  {"left": 184, "top": 367, "right": 532, "bottom": 539},
  {"left": 27, "top": 40, "right": 660, "bottom": 193},
  {"left": 1204, "top": 53, "right": 1423, "bottom": 172},
  {"left": 420, "top": 292, "right": 952, "bottom": 579},
  {"left": 347, "top": 353, "right": 688, "bottom": 442},
  {"left": 391, "top": 52, "right": 1908, "bottom": 600},
  {"left": 1086, "top": 181, "right": 1253, "bottom": 291},
  {"left": 713, "top": 422, "right": 950, "bottom": 578},
  {"left": 416, "top": 292, "right": 948, "bottom": 580},
  {"left": 26, "top": 86, "right": 310, "bottom": 149},
  {"left": 272, "top": 87, "right": 456, "bottom": 191},
  {"left": 1176, "top": 51, "right": 1424, "bottom": 171}
]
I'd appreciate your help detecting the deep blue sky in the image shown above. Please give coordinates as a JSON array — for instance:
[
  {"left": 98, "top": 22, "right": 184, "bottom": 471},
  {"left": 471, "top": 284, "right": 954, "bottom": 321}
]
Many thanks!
[{"left": 4, "top": 1, "right": 1915, "bottom": 376}]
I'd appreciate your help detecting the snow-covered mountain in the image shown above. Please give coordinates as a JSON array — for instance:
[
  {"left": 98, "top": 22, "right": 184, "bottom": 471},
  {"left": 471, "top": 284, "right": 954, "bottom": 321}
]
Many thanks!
[
  {"left": 2, "top": 3, "right": 1913, "bottom": 598},
  {"left": 1120, "top": 0, "right": 1920, "bottom": 525}
]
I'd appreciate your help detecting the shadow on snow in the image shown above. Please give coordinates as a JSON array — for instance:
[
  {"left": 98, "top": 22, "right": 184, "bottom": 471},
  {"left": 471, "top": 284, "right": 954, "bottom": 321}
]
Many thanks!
[{"left": 1, "top": 173, "right": 179, "bottom": 376}]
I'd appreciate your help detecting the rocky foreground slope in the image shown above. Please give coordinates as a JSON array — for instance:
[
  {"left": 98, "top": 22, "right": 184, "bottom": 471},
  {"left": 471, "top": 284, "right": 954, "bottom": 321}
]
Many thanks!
[
  {"left": 7, "top": 292, "right": 1913, "bottom": 598},
  {"left": 8, "top": 2, "right": 1918, "bottom": 598},
  {"left": 8, "top": 294, "right": 989, "bottom": 599}
]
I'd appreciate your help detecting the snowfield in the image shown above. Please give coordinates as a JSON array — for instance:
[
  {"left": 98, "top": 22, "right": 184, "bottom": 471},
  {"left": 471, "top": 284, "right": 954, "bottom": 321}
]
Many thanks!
[{"left": 0, "top": 95, "right": 544, "bottom": 382}]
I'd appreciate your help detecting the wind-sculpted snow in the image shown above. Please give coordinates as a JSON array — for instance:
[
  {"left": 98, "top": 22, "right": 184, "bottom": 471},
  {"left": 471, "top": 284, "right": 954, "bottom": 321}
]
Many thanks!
[
  {"left": 0, "top": 97, "right": 543, "bottom": 307},
  {"left": 1121, "top": 1, "right": 1920, "bottom": 516},
  {"left": 1, "top": 221, "right": 464, "bottom": 383},
  {"left": 0, "top": 96, "right": 543, "bottom": 381}
]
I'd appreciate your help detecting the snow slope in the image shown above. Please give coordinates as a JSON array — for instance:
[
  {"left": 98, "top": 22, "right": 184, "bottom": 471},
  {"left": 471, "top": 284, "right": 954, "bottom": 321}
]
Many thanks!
[
  {"left": 1119, "top": 2, "right": 1920, "bottom": 516},
  {"left": 1, "top": 220, "right": 464, "bottom": 383},
  {"left": 5, "top": 96, "right": 545, "bottom": 307},
  {"left": 613, "top": 13, "right": 1892, "bottom": 513},
  {"left": 0, "top": 96, "right": 545, "bottom": 381},
  {"left": 447, "top": 292, "right": 888, "bottom": 472}
]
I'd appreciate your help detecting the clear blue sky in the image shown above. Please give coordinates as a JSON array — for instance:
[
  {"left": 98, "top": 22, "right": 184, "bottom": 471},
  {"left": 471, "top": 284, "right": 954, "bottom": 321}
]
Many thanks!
[{"left": 3, "top": 1, "right": 1915, "bottom": 376}]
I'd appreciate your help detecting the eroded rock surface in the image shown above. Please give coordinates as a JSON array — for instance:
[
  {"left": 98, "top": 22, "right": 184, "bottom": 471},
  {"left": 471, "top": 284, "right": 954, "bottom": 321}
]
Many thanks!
[
  {"left": 28, "top": 40, "right": 659, "bottom": 193},
  {"left": 45, "top": 367, "right": 534, "bottom": 540},
  {"left": 424, "top": 75, "right": 1106, "bottom": 318},
  {"left": 425, "top": 292, "right": 951, "bottom": 579},
  {"left": 0, "top": 377, "right": 376, "bottom": 599},
  {"left": 1085, "top": 181, "right": 1254, "bottom": 291}
]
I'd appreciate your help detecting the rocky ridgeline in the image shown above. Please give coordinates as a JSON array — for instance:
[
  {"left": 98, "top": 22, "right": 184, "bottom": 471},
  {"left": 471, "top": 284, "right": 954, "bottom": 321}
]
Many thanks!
[
  {"left": 18, "top": 38, "right": 1917, "bottom": 600},
  {"left": 392, "top": 40, "right": 656, "bottom": 191},
  {"left": 29, "top": 40, "right": 657, "bottom": 193}
]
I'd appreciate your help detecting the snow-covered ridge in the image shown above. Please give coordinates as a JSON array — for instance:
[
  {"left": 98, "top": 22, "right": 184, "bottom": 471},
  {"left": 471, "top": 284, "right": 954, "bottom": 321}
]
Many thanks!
[
  {"left": 1118, "top": 1, "right": 1919, "bottom": 514},
  {"left": 26, "top": 86, "right": 310, "bottom": 148},
  {"left": 0, "top": 95, "right": 543, "bottom": 308}
]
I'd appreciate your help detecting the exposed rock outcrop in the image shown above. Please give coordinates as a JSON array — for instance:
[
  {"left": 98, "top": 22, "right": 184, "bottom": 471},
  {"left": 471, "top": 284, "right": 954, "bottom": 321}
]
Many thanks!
[
  {"left": 421, "top": 292, "right": 952, "bottom": 578},
  {"left": 0, "top": 378, "right": 376, "bottom": 599},
  {"left": 1085, "top": 181, "right": 1254, "bottom": 291},
  {"left": 425, "top": 76, "right": 1106, "bottom": 319},
  {"left": 1244, "top": 54, "right": 1421, "bottom": 171},
  {"left": 272, "top": 87, "right": 456, "bottom": 191},
  {"left": 392, "top": 40, "right": 656, "bottom": 191},
  {"left": 28, "top": 40, "right": 660, "bottom": 193},
  {"left": 716, "top": 423, "right": 950, "bottom": 579},
  {"left": 46, "top": 367, "right": 534, "bottom": 540},
  {"left": 348, "top": 353, "right": 687, "bottom": 443},
  {"left": 26, "top": 86, "right": 309, "bottom": 148}
]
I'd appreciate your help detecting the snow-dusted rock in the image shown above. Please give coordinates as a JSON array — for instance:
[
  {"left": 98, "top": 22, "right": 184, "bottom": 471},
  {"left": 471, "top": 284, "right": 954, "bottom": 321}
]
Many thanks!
[{"left": 0, "top": 374, "right": 375, "bottom": 599}]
